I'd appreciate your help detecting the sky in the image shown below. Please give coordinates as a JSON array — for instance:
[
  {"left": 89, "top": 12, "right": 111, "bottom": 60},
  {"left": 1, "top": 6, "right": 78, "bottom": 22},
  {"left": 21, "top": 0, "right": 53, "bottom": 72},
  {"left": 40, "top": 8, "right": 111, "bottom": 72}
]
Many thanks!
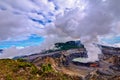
[
  {"left": 0, "top": 34, "right": 44, "bottom": 49},
  {"left": 0, "top": 0, "right": 120, "bottom": 59}
]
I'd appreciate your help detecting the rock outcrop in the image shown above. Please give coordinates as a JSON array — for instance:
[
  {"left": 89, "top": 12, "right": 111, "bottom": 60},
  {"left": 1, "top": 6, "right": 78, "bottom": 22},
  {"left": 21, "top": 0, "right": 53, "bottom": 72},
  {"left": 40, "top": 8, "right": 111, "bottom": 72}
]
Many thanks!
[
  {"left": 26, "top": 49, "right": 88, "bottom": 67},
  {"left": 13, "top": 43, "right": 120, "bottom": 80},
  {"left": 85, "top": 69, "right": 120, "bottom": 80}
]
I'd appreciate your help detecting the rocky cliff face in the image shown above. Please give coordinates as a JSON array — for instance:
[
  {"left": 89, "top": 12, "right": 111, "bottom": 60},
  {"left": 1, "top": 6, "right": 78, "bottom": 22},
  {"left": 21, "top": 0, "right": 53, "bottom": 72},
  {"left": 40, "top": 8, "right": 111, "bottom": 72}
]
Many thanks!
[
  {"left": 95, "top": 44, "right": 120, "bottom": 80},
  {"left": 23, "top": 48, "right": 88, "bottom": 67},
  {"left": 97, "top": 44, "right": 120, "bottom": 71},
  {"left": 85, "top": 69, "right": 120, "bottom": 80},
  {"left": 28, "top": 47, "right": 120, "bottom": 80},
  {"left": 13, "top": 43, "right": 120, "bottom": 80},
  {"left": 97, "top": 44, "right": 120, "bottom": 55},
  {"left": 109, "top": 56, "right": 120, "bottom": 71}
]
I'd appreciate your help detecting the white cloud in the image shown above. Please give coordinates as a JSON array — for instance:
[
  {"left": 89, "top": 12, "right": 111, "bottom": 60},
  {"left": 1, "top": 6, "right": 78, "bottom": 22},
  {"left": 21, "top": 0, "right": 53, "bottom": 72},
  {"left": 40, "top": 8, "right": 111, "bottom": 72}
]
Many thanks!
[
  {"left": 0, "top": 0, "right": 83, "bottom": 40},
  {"left": 0, "top": 0, "right": 120, "bottom": 59},
  {"left": 0, "top": 0, "right": 55, "bottom": 40},
  {"left": 41, "top": 0, "right": 120, "bottom": 61},
  {"left": 0, "top": 46, "right": 44, "bottom": 59}
]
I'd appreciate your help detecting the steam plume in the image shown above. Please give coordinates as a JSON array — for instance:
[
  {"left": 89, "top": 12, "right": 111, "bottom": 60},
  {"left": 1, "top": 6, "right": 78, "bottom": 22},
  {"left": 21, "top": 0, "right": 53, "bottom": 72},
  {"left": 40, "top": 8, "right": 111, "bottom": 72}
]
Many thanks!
[{"left": 42, "top": 0, "right": 120, "bottom": 62}]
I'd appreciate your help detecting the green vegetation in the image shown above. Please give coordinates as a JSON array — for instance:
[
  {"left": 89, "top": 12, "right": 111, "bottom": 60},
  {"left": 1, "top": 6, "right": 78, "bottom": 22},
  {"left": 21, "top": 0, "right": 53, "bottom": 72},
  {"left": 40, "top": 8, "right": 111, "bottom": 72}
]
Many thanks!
[
  {"left": 0, "top": 59, "right": 39, "bottom": 80},
  {"left": 42, "top": 40, "right": 84, "bottom": 54},
  {"left": 16, "top": 58, "right": 26, "bottom": 62},
  {"left": 55, "top": 41, "right": 84, "bottom": 50},
  {"left": 0, "top": 59, "right": 81, "bottom": 80},
  {"left": 41, "top": 63, "right": 53, "bottom": 72}
]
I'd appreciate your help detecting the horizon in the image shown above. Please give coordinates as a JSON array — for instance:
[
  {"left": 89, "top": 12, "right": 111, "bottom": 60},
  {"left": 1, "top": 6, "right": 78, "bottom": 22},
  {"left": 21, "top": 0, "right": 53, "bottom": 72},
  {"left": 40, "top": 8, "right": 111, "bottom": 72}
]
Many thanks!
[{"left": 0, "top": 0, "right": 120, "bottom": 58}]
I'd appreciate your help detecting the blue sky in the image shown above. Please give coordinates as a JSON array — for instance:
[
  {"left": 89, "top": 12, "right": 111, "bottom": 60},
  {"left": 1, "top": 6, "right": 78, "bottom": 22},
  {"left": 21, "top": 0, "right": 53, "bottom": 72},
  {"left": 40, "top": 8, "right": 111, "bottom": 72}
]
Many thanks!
[
  {"left": 0, "top": 34, "right": 120, "bottom": 49},
  {"left": 102, "top": 36, "right": 120, "bottom": 44},
  {"left": 0, "top": 34, "right": 44, "bottom": 49},
  {"left": 0, "top": 0, "right": 120, "bottom": 58}
]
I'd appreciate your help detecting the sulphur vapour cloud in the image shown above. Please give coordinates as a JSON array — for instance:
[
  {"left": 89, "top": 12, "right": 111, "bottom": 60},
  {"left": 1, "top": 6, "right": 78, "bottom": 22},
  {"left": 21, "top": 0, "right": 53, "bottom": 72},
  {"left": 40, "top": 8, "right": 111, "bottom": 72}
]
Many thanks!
[{"left": 0, "top": 0, "right": 120, "bottom": 59}]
